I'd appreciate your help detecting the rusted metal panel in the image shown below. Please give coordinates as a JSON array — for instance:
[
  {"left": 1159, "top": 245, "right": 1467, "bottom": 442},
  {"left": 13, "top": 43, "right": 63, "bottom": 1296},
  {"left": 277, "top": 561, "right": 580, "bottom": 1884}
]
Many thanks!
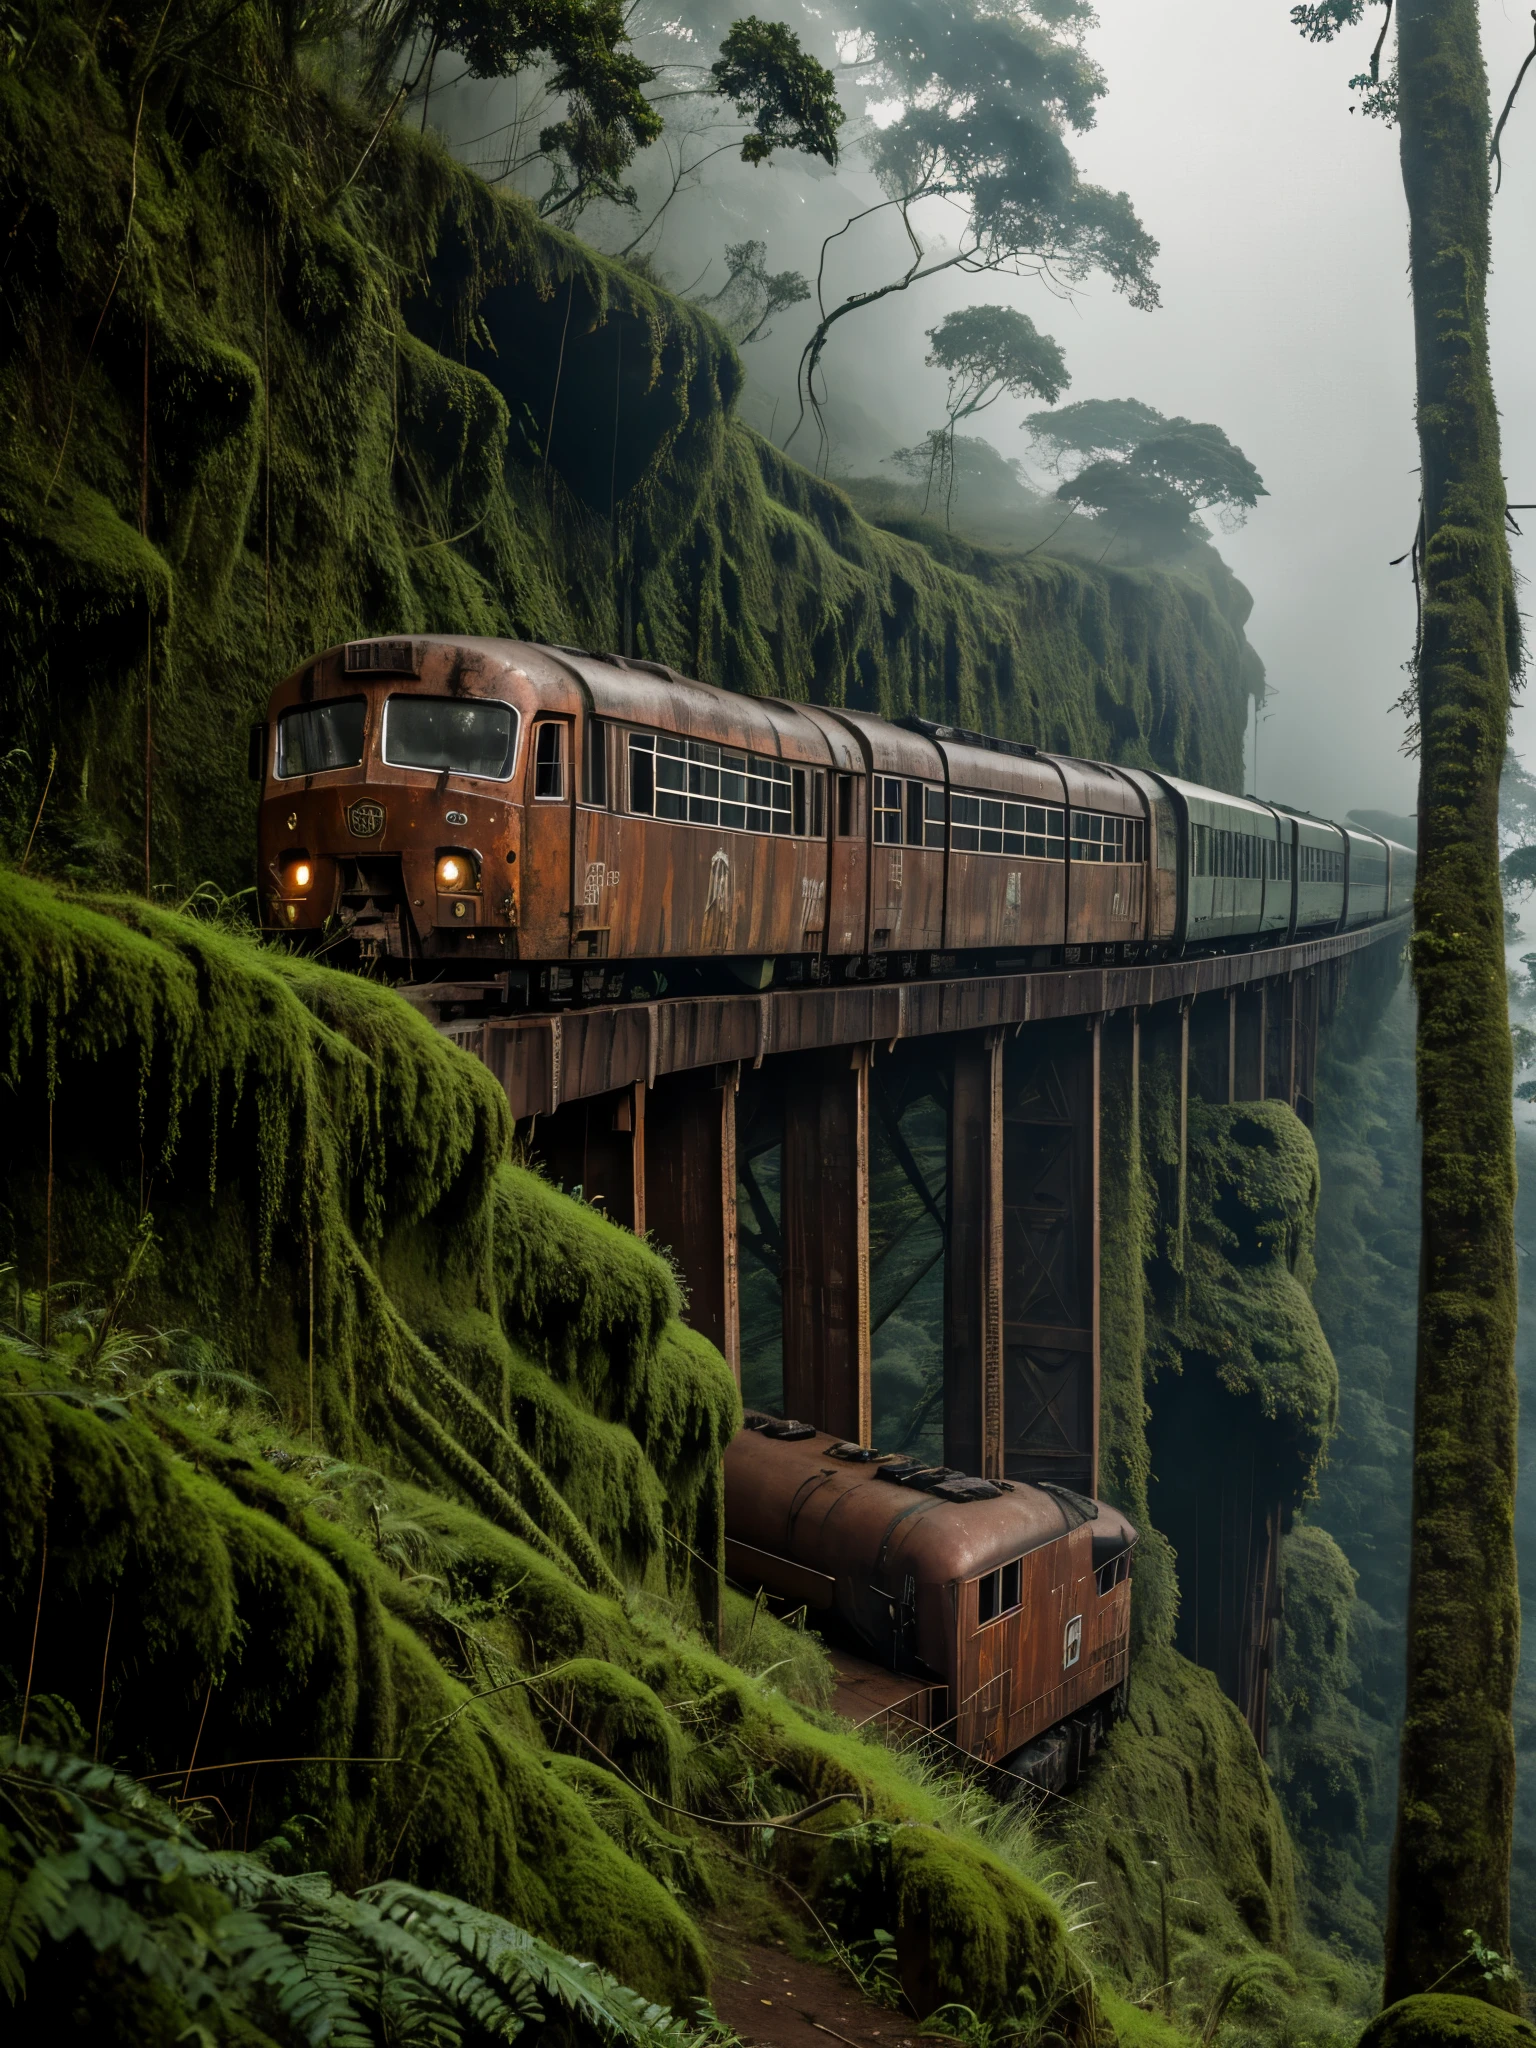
[
  {"left": 944, "top": 1032, "right": 1003, "bottom": 1477},
  {"left": 645, "top": 1067, "right": 740, "bottom": 1375},
  {"left": 781, "top": 1047, "right": 872, "bottom": 1443},
  {"left": 999, "top": 1022, "right": 1098, "bottom": 1497}
]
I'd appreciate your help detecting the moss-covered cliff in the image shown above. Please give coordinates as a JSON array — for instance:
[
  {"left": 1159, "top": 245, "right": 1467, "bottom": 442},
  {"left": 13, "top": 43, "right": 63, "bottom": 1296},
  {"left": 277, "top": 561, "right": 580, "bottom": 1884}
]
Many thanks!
[{"left": 1, "top": 1, "right": 1256, "bottom": 894}]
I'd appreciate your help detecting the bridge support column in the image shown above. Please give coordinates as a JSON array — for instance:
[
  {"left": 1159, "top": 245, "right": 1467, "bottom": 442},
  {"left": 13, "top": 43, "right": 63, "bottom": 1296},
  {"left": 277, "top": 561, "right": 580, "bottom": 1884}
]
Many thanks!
[
  {"left": 1233, "top": 986, "right": 1267, "bottom": 1102},
  {"left": 530, "top": 1082, "right": 645, "bottom": 1233},
  {"left": 944, "top": 1031, "right": 1004, "bottom": 1478},
  {"left": 781, "top": 1046, "right": 871, "bottom": 1442},
  {"left": 646, "top": 1066, "right": 739, "bottom": 1379},
  {"left": 995, "top": 1018, "right": 1100, "bottom": 1497},
  {"left": 1293, "top": 968, "right": 1321, "bottom": 1126}
]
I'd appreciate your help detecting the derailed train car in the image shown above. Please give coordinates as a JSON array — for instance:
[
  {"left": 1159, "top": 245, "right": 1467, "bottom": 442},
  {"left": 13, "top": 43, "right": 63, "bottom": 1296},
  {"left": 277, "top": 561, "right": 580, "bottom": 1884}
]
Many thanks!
[
  {"left": 726, "top": 1414, "right": 1139, "bottom": 1787},
  {"left": 252, "top": 636, "right": 1413, "bottom": 988}
]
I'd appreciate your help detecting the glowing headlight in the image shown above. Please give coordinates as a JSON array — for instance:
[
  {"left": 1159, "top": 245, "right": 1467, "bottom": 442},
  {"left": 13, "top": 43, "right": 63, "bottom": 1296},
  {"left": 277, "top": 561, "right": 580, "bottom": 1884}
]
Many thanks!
[
  {"left": 292, "top": 861, "right": 312, "bottom": 890},
  {"left": 281, "top": 852, "right": 313, "bottom": 893},
  {"left": 436, "top": 852, "right": 475, "bottom": 892}
]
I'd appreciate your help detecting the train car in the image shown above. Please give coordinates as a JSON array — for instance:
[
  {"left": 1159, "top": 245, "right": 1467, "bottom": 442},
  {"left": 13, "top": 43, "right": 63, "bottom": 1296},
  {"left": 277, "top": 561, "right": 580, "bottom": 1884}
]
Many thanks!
[
  {"left": 726, "top": 1413, "right": 1137, "bottom": 1786},
  {"left": 253, "top": 634, "right": 1411, "bottom": 993}
]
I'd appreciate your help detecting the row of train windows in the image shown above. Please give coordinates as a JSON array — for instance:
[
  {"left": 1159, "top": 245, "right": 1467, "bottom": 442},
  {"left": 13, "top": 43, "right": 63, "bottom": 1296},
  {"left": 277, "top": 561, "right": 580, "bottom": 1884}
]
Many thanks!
[
  {"left": 625, "top": 732, "right": 823, "bottom": 837},
  {"left": 975, "top": 1549, "right": 1130, "bottom": 1633},
  {"left": 1191, "top": 822, "right": 1294, "bottom": 882},
  {"left": 874, "top": 775, "right": 1146, "bottom": 863},
  {"left": 1301, "top": 845, "right": 1345, "bottom": 884}
]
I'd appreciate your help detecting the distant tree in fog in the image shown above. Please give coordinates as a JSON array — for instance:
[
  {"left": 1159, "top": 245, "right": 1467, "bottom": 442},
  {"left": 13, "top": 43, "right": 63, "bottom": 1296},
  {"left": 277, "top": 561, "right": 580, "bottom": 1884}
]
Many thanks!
[
  {"left": 694, "top": 240, "right": 812, "bottom": 343},
  {"left": 787, "top": 0, "right": 1157, "bottom": 464},
  {"left": 1024, "top": 403, "right": 1266, "bottom": 558},
  {"left": 898, "top": 304, "right": 1068, "bottom": 526}
]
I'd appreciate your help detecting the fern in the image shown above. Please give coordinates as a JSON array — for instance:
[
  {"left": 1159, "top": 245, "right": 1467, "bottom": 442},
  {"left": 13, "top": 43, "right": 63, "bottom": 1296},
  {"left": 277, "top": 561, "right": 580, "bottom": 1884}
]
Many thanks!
[{"left": 0, "top": 1745, "right": 703, "bottom": 2046}]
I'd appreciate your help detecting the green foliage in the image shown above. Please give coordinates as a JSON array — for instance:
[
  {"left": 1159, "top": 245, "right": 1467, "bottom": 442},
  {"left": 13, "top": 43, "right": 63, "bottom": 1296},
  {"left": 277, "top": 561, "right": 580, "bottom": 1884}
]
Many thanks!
[
  {"left": 0, "top": 1740, "right": 701, "bottom": 2045},
  {"left": 692, "top": 241, "right": 810, "bottom": 346},
  {"left": 898, "top": 305, "right": 1069, "bottom": 527},
  {"left": 710, "top": 18, "right": 842, "bottom": 167},
  {"left": 1358, "top": 1996, "right": 1536, "bottom": 2048},
  {"left": 1026, "top": 397, "right": 1170, "bottom": 467},
  {"left": 1054, "top": 421, "right": 1268, "bottom": 558}
]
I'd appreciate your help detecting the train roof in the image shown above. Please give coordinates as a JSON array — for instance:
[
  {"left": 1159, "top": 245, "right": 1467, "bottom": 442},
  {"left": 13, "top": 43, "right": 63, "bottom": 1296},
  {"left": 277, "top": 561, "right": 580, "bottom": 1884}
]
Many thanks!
[{"left": 726, "top": 1415, "right": 1138, "bottom": 1589}]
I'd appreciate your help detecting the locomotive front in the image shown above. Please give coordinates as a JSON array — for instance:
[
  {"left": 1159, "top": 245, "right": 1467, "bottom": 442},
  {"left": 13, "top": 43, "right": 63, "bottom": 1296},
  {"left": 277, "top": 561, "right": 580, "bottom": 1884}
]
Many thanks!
[{"left": 253, "top": 637, "right": 559, "bottom": 966}]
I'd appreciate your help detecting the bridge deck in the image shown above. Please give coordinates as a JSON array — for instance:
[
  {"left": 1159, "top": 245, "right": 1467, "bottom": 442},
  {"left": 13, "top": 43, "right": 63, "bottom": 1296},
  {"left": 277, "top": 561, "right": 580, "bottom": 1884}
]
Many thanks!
[{"left": 427, "top": 916, "right": 1406, "bottom": 1117}]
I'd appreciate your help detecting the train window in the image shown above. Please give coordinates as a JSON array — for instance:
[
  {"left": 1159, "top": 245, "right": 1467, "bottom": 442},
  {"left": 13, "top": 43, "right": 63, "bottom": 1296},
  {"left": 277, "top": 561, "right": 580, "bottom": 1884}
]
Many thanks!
[
  {"left": 873, "top": 776, "right": 904, "bottom": 844},
  {"left": 793, "top": 767, "right": 826, "bottom": 837},
  {"left": 836, "top": 774, "right": 856, "bottom": 837},
  {"left": 1301, "top": 844, "right": 1342, "bottom": 884},
  {"left": 952, "top": 792, "right": 1064, "bottom": 860},
  {"left": 1070, "top": 812, "right": 1146, "bottom": 864},
  {"left": 384, "top": 696, "right": 518, "bottom": 781},
  {"left": 533, "top": 721, "right": 566, "bottom": 799},
  {"left": 975, "top": 1558, "right": 1024, "bottom": 1627},
  {"left": 582, "top": 719, "right": 608, "bottom": 806},
  {"left": 276, "top": 696, "right": 366, "bottom": 778},
  {"left": 924, "top": 788, "right": 946, "bottom": 848},
  {"left": 628, "top": 731, "right": 794, "bottom": 834}
]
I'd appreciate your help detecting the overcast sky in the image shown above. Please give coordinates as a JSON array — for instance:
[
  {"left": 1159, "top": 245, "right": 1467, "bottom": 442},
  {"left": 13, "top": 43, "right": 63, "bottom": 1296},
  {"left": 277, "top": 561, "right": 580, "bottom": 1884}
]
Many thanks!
[
  {"left": 444, "top": 2, "right": 1535, "bottom": 827},
  {"left": 1048, "top": 0, "right": 1536, "bottom": 824}
]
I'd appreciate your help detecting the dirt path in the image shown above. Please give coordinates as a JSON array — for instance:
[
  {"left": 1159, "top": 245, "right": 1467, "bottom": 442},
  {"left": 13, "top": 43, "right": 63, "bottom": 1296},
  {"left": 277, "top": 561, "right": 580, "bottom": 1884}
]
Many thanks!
[{"left": 706, "top": 1930, "right": 920, "bottom": 2048}]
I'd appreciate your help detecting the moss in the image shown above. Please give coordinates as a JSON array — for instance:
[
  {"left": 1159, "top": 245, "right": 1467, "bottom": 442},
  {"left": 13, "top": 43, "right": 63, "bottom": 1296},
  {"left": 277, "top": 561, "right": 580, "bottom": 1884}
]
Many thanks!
[
  {"left": 1360, "top": 1999, "right": 1536, "bottom": 2048},
  {"left": 1058, "top": 1645, "right": 1297, "bottom": 1982},
  {"left": 1390, "top": 0, "right": 1522, "bottom": 2002}
]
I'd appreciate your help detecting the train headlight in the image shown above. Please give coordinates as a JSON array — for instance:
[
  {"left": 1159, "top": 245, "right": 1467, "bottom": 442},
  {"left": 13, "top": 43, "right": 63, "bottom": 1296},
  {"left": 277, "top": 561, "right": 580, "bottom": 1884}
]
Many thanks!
[
  {"left": 292, "top": 861, "right": 312, "bottom": 889},
  {"left": 436, "top": 850, "right": 477, "bottom": 892},
  {"left": 280, "top": 851, "right": 313, "bottom": 893}
]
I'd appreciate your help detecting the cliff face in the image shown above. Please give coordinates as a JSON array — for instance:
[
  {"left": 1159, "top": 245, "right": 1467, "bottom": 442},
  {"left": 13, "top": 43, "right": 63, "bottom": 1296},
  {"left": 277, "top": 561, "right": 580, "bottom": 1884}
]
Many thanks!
[{"left": 1, "top": 3, "right": 1255, "bottom": 895}]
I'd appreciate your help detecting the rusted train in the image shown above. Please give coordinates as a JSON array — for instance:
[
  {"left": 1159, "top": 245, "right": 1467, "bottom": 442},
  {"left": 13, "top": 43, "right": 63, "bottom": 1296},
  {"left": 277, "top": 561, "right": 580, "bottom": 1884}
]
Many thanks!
[
  {"left": 253, "top": 636, "right": 1414, "bottom": 991},
  {"left": 726, "top": 1414, "right": 1138, "bottom": 1786}
]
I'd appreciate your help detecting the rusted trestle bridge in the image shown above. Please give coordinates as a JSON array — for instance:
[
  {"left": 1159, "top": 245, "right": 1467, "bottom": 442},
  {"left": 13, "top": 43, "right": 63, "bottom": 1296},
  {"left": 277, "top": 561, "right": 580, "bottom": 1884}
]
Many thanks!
[{"left": 419, "top": 917, "right": 1403, "bottom": 1744}]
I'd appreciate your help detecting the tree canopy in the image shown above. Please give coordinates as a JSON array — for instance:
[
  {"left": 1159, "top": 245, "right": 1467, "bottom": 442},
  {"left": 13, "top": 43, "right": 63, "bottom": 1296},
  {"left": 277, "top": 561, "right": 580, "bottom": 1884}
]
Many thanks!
[
  {"left": 904, "top": 303, "right": 1068, "bottom": 524},
  {"left": 710, "top": 16, "right": 842, "bottom": 165},
  {"left": 788, "top": 0, "right": 1157, "bottom": 458},
  {"left": 1025, "top": 404, "right": 1267, "bottom": 555}
]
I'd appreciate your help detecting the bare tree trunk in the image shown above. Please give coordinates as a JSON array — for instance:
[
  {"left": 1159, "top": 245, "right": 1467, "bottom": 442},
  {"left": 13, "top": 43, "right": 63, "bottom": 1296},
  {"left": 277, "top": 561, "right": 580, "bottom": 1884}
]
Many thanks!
[{"left": 1386, "top": 0, "right": 1522, "bottom": 2007}]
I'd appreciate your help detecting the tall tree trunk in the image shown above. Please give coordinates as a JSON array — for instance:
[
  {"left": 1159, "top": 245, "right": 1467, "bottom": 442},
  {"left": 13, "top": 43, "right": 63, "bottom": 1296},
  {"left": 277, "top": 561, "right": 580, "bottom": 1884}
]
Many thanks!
[{"left": 1386, "top": 0, "right": 1522, "bottom": 2008}]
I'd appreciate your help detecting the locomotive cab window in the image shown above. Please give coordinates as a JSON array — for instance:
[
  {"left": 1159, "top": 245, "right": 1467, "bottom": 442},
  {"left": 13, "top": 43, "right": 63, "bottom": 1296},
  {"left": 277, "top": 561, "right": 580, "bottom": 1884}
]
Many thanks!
[
  {"left": 976, "top": 1557, "right": 1024, "bottom": 1626},
  {"left": 276, "top": 696, "right": 366, "bottom": 779},
  {"left": 382, "top": 696, "right": 518, "bottom": 780},
  {"left": 533, "top": 721, "right": 566, "bottom": 800}
]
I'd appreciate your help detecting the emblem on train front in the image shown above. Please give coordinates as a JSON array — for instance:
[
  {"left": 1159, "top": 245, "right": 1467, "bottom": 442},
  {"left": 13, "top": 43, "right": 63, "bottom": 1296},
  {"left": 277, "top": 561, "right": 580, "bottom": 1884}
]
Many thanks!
[
  {"left": 1063, "top": 1615, "right": 1082, "bottom": 1670},
  {"left": 347, "top": 800, "right": 385, "bottom": 838}
]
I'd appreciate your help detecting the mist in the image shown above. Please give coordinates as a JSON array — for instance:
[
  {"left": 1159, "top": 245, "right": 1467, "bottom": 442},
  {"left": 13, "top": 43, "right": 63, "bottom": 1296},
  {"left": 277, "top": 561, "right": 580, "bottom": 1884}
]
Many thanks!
[{"left": 432, "top": 0, "right": 1536, "bottom": 825}]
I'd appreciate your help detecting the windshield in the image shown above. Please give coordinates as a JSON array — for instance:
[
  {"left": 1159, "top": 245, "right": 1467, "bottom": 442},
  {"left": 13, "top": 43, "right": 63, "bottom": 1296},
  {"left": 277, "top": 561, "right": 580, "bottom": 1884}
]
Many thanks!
[
  {"left": 276, "top": 697, "right": 366, "bottom": 778},
  {"left": 383, "top": 696, "right": 518, "bottom": 780}
]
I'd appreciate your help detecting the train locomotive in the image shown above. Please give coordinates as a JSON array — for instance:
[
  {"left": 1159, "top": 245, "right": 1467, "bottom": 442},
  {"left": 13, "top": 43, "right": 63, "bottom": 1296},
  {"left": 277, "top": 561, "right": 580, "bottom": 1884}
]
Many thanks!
[
  {"left": 727, "top": 1415, "right": 1138, "bottom": 1787},
  {"left": 253, "top": 635, "right": 1414, "bottom": 995}
]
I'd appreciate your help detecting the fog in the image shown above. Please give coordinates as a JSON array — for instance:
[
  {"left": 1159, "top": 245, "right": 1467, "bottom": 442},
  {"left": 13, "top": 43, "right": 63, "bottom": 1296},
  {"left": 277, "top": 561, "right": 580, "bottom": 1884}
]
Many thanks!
[{"left": 437, "top": 0, "right": 1536, "bottom": 825}]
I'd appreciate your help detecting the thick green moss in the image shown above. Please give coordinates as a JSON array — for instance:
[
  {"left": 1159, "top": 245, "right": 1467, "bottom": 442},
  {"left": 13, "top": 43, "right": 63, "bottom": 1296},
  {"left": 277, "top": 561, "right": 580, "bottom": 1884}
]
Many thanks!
[
  {"left": 1360, "top": 1999, "right": 1536, "bottom": 2048},
  {"left": 0, "top": 870, "right": 1102, "bottom": 2025}
]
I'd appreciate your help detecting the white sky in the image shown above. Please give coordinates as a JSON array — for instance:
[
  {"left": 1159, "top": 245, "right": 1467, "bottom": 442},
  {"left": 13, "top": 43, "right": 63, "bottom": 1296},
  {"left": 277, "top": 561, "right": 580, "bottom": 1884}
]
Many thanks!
[{"left": 1062, "top": 0, "right": 1536, "bottom": 821}]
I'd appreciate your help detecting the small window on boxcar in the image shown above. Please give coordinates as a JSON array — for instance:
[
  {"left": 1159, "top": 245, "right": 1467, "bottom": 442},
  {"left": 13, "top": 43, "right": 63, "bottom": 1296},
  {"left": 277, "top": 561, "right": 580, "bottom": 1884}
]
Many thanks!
[
  {"left": 533, "top": 721, "right": 566, "bottom": 800},
  {"left": 582, "top": 719, "right": 607, "bottom": 806},
  {"left": 873, "top": 776, "right": 904, "bottom": 844},
  {"left": 384, "top": 696, "right": 517, "bottom": 780},
  {"left": 629, "top": 732, "right": 655, "bottom": 814},
  {"left": 976, "top": 1560, "right": 1023, "bottom": 1627},
  {"left": 276, "top": 696, "right": 366, "bottom": 778},
  {"left": 837, "top": 774, "right": 856, "bottom": 837}
]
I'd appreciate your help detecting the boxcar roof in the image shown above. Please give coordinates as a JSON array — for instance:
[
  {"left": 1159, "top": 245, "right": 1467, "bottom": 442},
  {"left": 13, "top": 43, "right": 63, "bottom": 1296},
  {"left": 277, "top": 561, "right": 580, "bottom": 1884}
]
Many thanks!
[{"left": 724, "top": 1423, "right": 1137, "bottom": 1588}]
